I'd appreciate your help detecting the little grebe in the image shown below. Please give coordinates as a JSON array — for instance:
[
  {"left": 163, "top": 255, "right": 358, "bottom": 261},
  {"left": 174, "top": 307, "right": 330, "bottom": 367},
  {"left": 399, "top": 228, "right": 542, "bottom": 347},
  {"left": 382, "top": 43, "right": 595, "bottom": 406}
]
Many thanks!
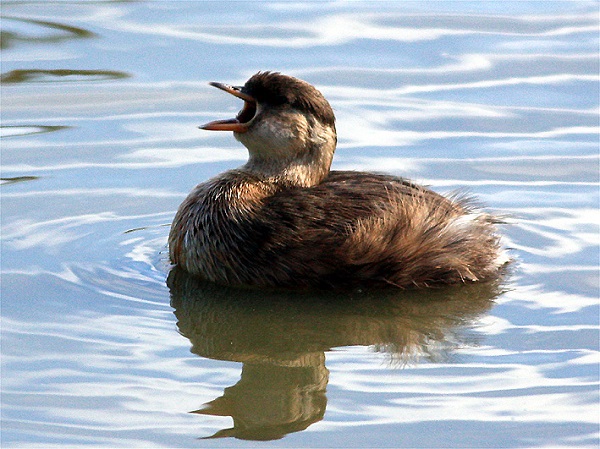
[{"left": 169, "top": 72, "right": 507, "bottom": 288}]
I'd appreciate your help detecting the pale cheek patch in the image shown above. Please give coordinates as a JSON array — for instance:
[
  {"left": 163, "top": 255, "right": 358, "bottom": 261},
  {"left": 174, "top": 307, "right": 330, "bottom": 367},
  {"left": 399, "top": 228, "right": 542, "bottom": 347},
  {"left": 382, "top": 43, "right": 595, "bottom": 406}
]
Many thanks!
[
  {"left": 239, "top": 112, "right": 308, "bottom": 159},
  {"left": 262, "top": 120, "right": 296, "bottom": 154}
]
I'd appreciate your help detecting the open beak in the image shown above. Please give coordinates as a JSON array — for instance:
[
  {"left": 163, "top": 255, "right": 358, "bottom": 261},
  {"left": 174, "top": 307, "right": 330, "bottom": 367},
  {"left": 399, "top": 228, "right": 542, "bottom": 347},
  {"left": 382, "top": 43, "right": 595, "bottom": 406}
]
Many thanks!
[{"left": 199, "top": 82, "right": 257, "bottom": 133}]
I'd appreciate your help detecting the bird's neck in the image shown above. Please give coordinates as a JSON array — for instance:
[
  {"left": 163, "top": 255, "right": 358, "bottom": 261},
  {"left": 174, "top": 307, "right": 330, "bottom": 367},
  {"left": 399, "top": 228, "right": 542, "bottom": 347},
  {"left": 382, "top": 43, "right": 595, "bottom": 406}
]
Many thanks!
[
  {"left": 242, "top": 150, "right": 333, "bottom": 188},
  {"left": 237, "top": 114, "right": 337, "bottom": 188}
]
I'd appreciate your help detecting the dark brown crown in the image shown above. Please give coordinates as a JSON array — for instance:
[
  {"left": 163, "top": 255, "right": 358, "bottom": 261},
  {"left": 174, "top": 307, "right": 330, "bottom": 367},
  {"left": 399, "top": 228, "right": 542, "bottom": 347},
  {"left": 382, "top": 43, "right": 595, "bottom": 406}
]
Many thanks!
[{"left": 242, "top": 72, "right": 336, "bottom": 128}]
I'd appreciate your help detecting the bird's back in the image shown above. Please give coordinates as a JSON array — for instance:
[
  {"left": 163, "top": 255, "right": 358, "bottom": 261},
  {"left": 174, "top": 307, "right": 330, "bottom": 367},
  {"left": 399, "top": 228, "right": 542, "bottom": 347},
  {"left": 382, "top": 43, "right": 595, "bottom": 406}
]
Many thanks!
[{"left": 170, "top": 170, "right": 504, "bottom": 289}]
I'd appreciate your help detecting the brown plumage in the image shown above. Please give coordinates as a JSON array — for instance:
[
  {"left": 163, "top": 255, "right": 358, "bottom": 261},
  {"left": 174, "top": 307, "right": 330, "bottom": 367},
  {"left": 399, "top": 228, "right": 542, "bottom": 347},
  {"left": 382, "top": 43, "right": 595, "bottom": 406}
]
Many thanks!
[{"left": 169, "top": 71, "right": 507, "bottom": 289}]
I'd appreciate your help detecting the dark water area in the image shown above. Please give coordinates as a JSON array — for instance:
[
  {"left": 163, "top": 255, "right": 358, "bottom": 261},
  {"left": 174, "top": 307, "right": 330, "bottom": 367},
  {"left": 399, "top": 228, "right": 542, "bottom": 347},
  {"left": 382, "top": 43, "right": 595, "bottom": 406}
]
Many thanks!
[{"left": 1, "top": 2, "right": 598, "bottom": 448}]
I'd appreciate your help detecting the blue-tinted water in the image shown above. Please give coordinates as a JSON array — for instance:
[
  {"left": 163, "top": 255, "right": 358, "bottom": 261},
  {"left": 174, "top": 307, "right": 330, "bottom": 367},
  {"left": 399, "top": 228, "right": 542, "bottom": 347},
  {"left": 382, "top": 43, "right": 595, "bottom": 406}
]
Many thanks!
[{"left": 2, "top": 2, "right": 598, "bottom": 447}]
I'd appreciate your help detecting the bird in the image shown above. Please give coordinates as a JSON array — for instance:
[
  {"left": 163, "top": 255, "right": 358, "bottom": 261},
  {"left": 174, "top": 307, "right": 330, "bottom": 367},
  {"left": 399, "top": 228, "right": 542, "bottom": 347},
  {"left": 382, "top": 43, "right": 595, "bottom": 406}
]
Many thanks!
[{"left": 168, "top": 71, "right": 507, "bottom": 289}]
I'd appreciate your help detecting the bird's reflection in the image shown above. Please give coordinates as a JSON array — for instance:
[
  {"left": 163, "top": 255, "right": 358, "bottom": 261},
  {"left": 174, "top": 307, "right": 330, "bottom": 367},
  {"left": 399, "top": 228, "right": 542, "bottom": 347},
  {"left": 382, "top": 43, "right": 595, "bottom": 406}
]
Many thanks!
[{"left": 168, "top": 267, "right": 506, "bottom": 441}]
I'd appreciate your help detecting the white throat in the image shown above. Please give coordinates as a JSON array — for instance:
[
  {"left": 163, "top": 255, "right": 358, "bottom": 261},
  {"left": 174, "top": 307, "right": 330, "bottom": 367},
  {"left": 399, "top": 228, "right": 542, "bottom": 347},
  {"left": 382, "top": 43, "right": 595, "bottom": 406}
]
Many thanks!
[{"left": 236, "top": 108, "right": 337, "bottom": 187}]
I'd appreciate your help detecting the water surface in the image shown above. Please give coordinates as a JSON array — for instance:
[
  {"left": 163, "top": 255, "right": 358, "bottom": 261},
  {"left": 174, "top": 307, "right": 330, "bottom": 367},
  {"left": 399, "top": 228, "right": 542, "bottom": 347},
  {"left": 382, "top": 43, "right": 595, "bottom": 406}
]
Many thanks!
[{"left": 1, "top": 1, "right": 598, "bottom": 448}]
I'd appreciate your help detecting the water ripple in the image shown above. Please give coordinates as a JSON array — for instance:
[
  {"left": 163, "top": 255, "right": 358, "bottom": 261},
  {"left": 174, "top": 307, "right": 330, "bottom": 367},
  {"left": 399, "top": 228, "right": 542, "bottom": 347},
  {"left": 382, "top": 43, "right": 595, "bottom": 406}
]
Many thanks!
[{"left": 2, "top": 2, "right": 597, "bottom": 447}]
